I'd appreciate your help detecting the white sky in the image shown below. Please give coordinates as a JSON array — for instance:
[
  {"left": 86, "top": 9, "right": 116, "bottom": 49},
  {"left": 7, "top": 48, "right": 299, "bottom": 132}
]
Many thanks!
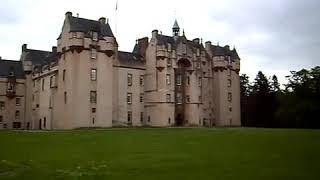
[{"left": 1, "top": 0, "right": 319, "bottom": 85}]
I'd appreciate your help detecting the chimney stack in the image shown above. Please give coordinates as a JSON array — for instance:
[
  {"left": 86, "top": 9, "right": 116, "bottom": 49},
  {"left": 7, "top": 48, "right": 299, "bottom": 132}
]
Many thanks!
[
  {"left": 65, "top": 11, "right": 72, "bottom": 18},
  {"left": 99, "top": 17, "right": 106, "bottom": 24},
  {"left": 52, "top": 46, "right": 57, "bottom": 53},
  {"left": 193, "top": 38, "right": 200, "bottom": 44},
  {"left": 152, "top": 30, "right": 158, "bottom": 38},
  {"left": 22, "top": 44, "right": 27, "bottom": 53}
]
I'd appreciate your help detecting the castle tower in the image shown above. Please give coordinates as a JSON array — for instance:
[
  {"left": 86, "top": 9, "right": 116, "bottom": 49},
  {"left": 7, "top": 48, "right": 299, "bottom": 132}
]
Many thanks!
[
  {"left": 172, "top": 19, "right": 180, "bottom": 37},
  {"left": 54, "top": 12, "right": 117, "bottom": 129}
]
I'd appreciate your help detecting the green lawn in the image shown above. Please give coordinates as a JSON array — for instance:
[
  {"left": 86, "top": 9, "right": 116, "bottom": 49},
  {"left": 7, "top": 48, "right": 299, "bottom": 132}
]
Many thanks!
[{"left": 0, "top": 128, "right": 319, "bottom": 180}]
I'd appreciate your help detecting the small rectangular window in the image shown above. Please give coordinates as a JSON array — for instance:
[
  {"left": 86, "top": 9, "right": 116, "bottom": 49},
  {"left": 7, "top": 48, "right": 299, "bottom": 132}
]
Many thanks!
[
  {"left": 7, "top": 82, "right": 14, "bottom": 91},
  {"left": 186, "top": 76, "right": 190, "bottom": 85},
  {"left": 140, "top": 75, "right": 144, "bottom": 86},
  {"left": 92, "top": 108, "right": 96, "bottom": 113},
  {"left": 91, "top": 69, "right": 97, "bottom": 81},
  {"left": 92, "top": 32, "right": 98, "bottom": 41},
  {"left": 140, "top": 93, "right": 144, "bottom": 103},
  {"left": 43, "top": 117, "right": 46, "bottom": 128},
  {"left": 228, "top": 92, "right": 232, "bottom": 102},
  {"left": 186, "top": 95, "right": 190, "bottom": 103},
  {"left": 199, "top": 96, "right": 202, "bottom": 102},
  {"left": 176, "top": 93, "right": 182, "bottom": 104},
  {"left": 0, "top": 116, "right": 3, "bottom": 123},
  {"left": 140, "top": 112, "right": 144, "bottom": 123},
  {"left": 228, "top": 79, "right": 232, "bottom": 87},
  {"left": 167, "top": 59, "right": 172, "bottom": 67},
  {"left": 42, "top": 79, "right": 45, "bottom": 91},
  {"left": 16, "top": 98, "right": 21, "bottom": 106},
  {"left": 198, "top": 77, "right": 202, "bottom": 86},
  {"left": 127, "top": 73, "right": 132, "bottom": 86},
  {"left": 166, "top": 74, "right": 171, "bottom": 85},
  {"left": 15, "top": 111, "right": 20, "bottom": 120},
  {"left": 166, "top": 94, "right": 171, "bottom": 102},
  {"left": 72, "top": 32, "right": 77, "bottom": 38},
  {"left": 0, "top": 101, "right": 4, "bottom": 110},
  {"left": 50, "top": 76, "right": 53, "bottom": 87},
  {"left": 128, "top": 111, "right": 132, "bottom": 124},
  {"left": 90, "top": 91, "right": 97, "bottom": 103},
  {"left": 176, "top": 75, "right": 182, "bottom": 85},
  {"left": 64, "top": 92, "right": 67, "bottom": 104},
  {"left": 63, "top": 69, "right": 66, "bottom": 81},
  {"left": 91, "top": 48, "right": 97, "bottom": 59},
  {"left": 127, "top": 93, "right": 132, "bottom": 104},
  {"left": 12, "top": 122, "right": 21, "bottom": 129}
]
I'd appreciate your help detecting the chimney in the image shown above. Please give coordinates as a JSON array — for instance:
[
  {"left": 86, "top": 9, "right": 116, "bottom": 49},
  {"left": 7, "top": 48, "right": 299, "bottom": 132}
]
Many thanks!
[
  {"left": 22, "top": 44, "right": 27, "bottom": 52},
  {"left": 138, "top": 37, "right": 149, "bottom": 57},
  {"left": 193, "top": 38, "right": 200, "bottom": 44},
  {"left": 205, "top": 41, "right": 211, "bottom": 52},
  {"left": 152, "top": 29, "right": 158, "bottom": 38},
  {"left": 99, "top": 17, "right": 106, "bottom": 24},
  {"left": 65, "top": 11, "right": 72, "bottom": 18},
  {"left": 52, "top": 46, "right": 57, "bottom": 53}
]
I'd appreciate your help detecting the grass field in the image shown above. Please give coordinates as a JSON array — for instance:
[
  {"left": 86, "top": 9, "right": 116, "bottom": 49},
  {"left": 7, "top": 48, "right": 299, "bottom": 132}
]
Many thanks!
[{"left": 0, "top": 128, "right": 319, "bottom": 180}]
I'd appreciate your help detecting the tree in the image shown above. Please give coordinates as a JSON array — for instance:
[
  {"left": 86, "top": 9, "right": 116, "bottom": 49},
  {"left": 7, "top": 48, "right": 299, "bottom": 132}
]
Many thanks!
[
  {"left": 240, "top": 74, "right": 251, "bottom": 126},
  {"left": 271, "top": 75, "right": 280, "bottom": 92}
]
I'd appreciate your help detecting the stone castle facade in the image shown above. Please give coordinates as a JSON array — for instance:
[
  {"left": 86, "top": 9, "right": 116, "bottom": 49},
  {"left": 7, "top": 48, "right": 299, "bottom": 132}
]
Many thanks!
[{"left": 0, "top": 12, "right": 241, "bottom": 129}]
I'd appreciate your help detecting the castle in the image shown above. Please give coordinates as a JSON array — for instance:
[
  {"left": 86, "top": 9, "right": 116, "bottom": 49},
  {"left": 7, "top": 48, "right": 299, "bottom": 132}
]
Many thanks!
[{"left": 0, "top": 12, "right": 241, "bottom": 129}]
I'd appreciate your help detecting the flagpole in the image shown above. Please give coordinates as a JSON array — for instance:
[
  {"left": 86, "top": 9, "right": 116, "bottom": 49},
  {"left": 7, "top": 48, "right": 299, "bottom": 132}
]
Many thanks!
[{"left": 115, "top": 0, "right": 118, "bottom": 36}]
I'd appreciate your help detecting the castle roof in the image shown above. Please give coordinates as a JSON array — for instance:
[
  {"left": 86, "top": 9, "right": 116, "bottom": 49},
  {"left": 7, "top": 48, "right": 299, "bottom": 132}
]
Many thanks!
[
  {"left": 0, "top": 59, "right": 25, "bottom": 79},
  {"left": 22, "top": 49, "right": 58, "bottom": 66},
  {"left": 67, "top": 16, "right": 114, "bottom": 38},
  {"left": 172, "top": 19, "right": 180, "bottom": 29},
  {"left": 118, "top": 51, "right": 145, "bottom": 68}
]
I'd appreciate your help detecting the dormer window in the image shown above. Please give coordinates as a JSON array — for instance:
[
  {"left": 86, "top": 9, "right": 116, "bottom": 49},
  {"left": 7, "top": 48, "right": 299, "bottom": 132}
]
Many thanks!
[
  {"left": 7, "top": 82, "right": 14, "bottom": 92},
  {"left": 72, "top": 32, "right": 77, "bottom": 38},
  {"left": 92, "top": 32, "right": 98, "bottom": 41}
]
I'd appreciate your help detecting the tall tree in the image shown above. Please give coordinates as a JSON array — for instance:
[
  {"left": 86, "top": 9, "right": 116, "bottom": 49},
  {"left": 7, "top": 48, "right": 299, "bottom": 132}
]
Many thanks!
[
  {"left": 240, "top": 74, "right": 251, "bottom": 126},
  {"left": 271, "top": 75, "right": 280, "bottom": 92}
]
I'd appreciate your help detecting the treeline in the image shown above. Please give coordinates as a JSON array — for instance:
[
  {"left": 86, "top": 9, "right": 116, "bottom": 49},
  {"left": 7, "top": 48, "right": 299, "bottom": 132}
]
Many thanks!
[{"left": 240, "top": 66, "right": 320, "bottom": 129}]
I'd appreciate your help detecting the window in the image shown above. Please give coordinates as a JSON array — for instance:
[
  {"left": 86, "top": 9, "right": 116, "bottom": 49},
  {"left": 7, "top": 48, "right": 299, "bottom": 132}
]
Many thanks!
[
  {"left": 228, "top": 69, "right": 231, "bottom": 76},
  {"left": 91, "top": 69, "right": 97, "bottom": 81},
  {"left": 148, "top": 116, "right": 151, "bottom": 122},
  {"left": 229, "top": 107, "right": 232, "bottom": 112},
  {"left": 127, "top": 93, "right": 132, "bottom": 104},
  {"left": 128, "top": 111, "right": 132, "bottom": 124},
  {"left": 0, "top": 101, "right": 4, "bottom": 110},
  {"left": 16, "top": 98, "right": 21, "bottom": 106},
  {"left": 140, "top": 75, "right": 144, "bottom": 86},
  {"left": 186, "top": 76, "right": 190, "bottom": 85},
  {"left": 33, "top": 81, "right": 35, "bottom": 87},
  {"left": 199, "top": 96, "right": 202, "bottom": 102},
  {"left": 198, "top": 77, "right": 202, "bottom": 86},
  {"left": 186, "top": 95, "right": 190, "bottom": 103},
  {"left": 92, "top": 108, "right": 96, "bottom": 113},
  {"left": 44, "top": 117, "right": 46, "bottom": 128},
  {"left": 15, "top": 111, "right": 20, "bottom": 120},
  {"left": 140, "top": 112, "right": 144, "bottom": 123},
  {"left": 64, "top": 92, "right": 67, "bottom": 104},
  {"left": 92, "top": 32, "right": 98, "bottom": 41},
  {"left": 72, "top": 32, "right": 77, "bottom": 38},
  {"left": 32, "top": 94, "right": 35, "bottom": 101},
  {"left": 196, "top": 62, "right": 201, "bottom": 69},
  {"left": 140, "top": 93, "right": 144, "bottom": 103},
  {"left": 127, "top": 73, "right": 132, "bottom": 86},
  {"left": 50, "top": 76, "right": 53, "bottom": 87},
  {"left": 168, "top": 118, "right": 171, "bottom": 124},
  {"left": 92, "top": 118, "right": 95, "bottom": 124},
  {"left": 0, "top": 115, "right": 3, "bottom": 123},
  {"left": 176, "top": 75, "right": 182, "bottom": 85},
  {"left": 182, "top": 43, "right": 187, "bottom": 54},
  {"left": 228, "top": 92, "right": 232, "bottom": 102},
  {"left": 90, "top": 91, "right": 97, "bottom": 103},
  {"left": 176, "top": 93, "right": 182, "bottom": 104},
  {"left": 91, "top": 48, "right": 97, "bottom": 59},
  {"left": 228, "top": 79, "right": 232, "bottom": 87},
  {"left": 167, "top": 59, "right": 172, "bottom": 67},
  {"left": 166, "top": 94, "right": 171, "bottom": 102},
  {"left": 166, "top": 74, "right": 171, "bottom": 85},
  {"left": 42, "top": 79, "right": 45, "bottom": 91},
  {"left": 7, "top": 82, "right": 14, "bottom": 91},
  {"left": 63, "top": 69, "right": 66, "bottom": 81},
  {"left": 13, "top": 122, "right": 21, "bottom": 129}
]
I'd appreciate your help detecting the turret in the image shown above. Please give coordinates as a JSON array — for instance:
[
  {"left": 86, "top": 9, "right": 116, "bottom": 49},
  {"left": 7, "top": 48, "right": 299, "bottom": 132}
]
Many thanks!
[{"left": 172, "top": 19, "right": 180, "bottom": 38}]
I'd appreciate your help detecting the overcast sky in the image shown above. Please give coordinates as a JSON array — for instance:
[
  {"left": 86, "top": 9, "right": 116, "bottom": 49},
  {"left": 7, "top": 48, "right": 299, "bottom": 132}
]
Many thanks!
[{"left": 0, "top": 0, "right": 319, "bottom": 84}]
